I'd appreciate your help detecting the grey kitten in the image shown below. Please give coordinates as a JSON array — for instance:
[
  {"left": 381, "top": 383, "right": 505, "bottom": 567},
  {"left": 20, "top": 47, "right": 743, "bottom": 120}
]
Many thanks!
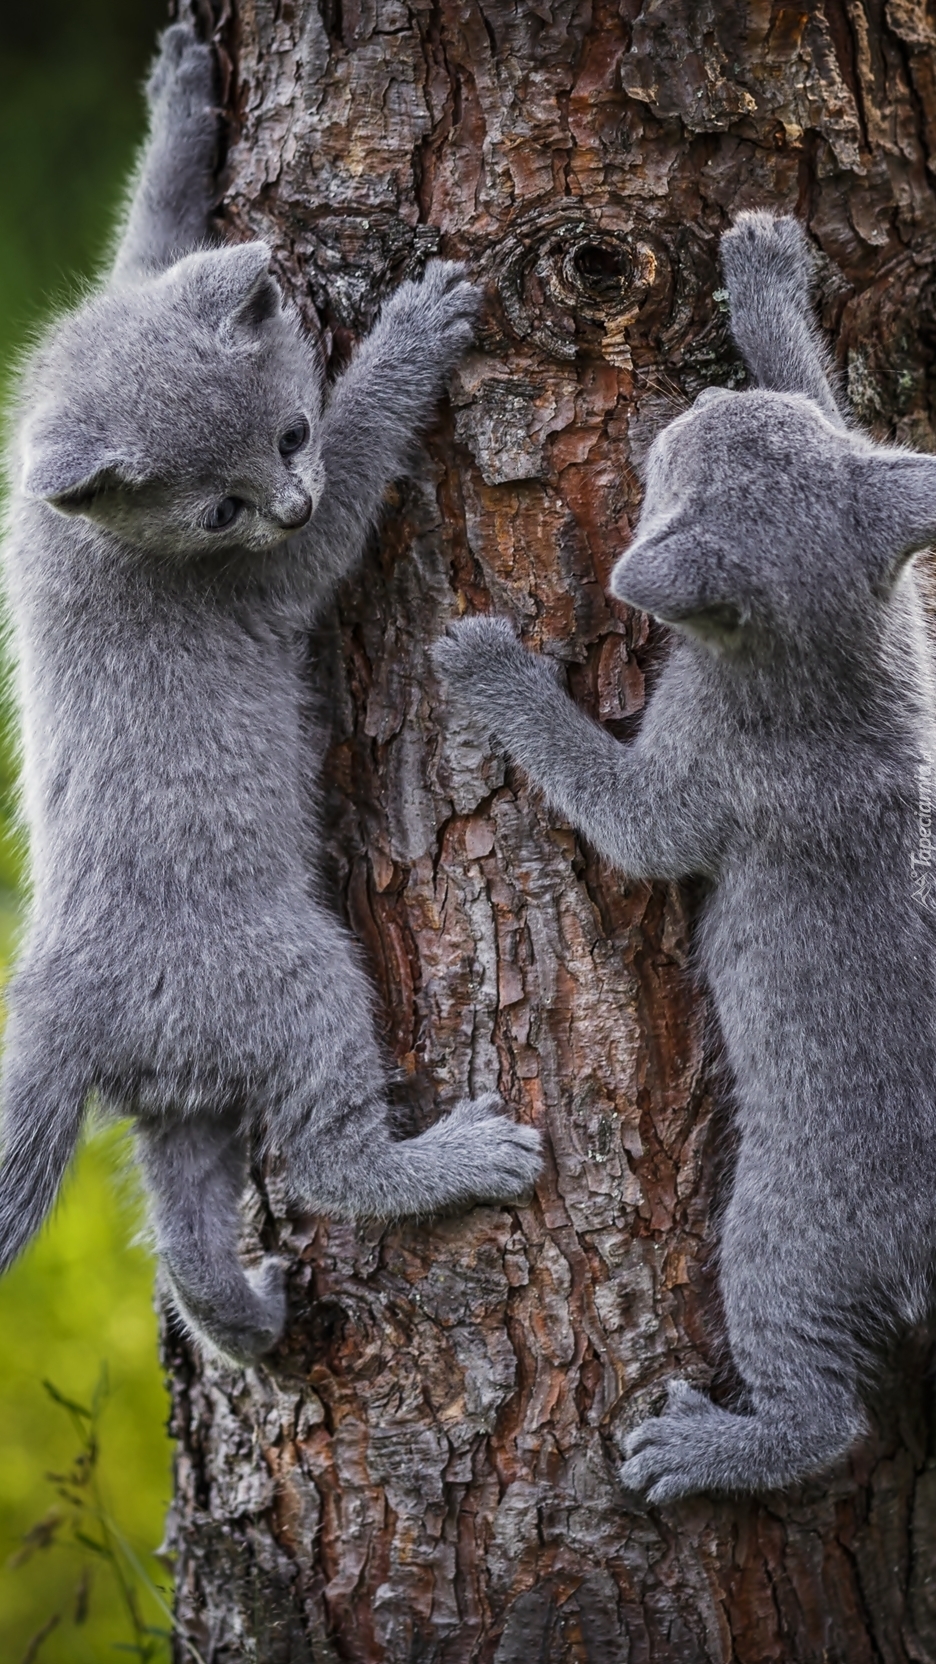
[
  {"left": 434, "top": 211, "right": 936, "bottom": 1501},
  {"left": 0, "top": 22, "right": 541, "bottom": 1365}
]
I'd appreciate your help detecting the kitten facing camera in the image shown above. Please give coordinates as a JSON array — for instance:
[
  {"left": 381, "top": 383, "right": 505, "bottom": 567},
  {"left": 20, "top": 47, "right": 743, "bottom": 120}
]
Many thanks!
[
  {"left": 0, "top": 23, "right": 541, "bottom": 1364},
  {"left": 435, "top": 213, "right": 936, "bottom": 1500}
]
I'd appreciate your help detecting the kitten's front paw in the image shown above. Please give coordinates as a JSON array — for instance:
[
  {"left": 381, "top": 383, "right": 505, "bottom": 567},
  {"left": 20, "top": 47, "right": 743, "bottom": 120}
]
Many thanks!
[
  {"left": 721, "top": 211, "right": 813, "bottom": 305},
  {"left": 380, "top": 259, "right": 482, "bottom": 383},
  {"left": 432, "top": 615, "right": 527, "bottom": 702},
  {"left": 147, "top": 21, "right": 216, "bottom": 118}
]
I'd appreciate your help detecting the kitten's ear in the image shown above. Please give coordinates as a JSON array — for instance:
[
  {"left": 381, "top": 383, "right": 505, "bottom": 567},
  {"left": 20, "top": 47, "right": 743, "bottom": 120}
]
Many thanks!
[
  {"left": 23, "top": 426, "right": 139, "bottom": 514},
  {"left": 610, "top": 529, "right": 722, "bottom": 627},
  {"left": 857, "top": 450, "right": 936, "bottom": 589},
  {"left": 177, "top": 243, "right": 282, "bottom": 337}
]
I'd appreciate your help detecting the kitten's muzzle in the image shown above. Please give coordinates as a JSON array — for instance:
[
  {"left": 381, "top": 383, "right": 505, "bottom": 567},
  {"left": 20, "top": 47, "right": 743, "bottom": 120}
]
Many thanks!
[{"left": 275, "top": 494, "right": 313, "bottom": 530}]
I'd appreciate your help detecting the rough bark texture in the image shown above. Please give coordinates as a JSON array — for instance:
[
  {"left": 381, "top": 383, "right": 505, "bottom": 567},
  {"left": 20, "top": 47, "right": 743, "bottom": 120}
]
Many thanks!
[{"left": 166, "top": 3, "right": 936, "bottom": 1659}]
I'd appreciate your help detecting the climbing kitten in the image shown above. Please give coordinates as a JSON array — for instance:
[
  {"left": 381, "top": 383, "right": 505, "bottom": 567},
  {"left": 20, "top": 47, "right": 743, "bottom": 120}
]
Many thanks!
[
  {"left": 434, "top": 211, "right": 936, "bottom": 1499},
  {"left": 0, "top": 22, "right": 541, "bottom": 1363}
]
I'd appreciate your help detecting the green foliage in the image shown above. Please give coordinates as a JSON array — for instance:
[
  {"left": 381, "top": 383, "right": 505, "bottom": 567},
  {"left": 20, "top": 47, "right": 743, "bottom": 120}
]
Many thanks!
[
  {"left": 9, "top": 1365, "right": 196, "bottom": 1664},
  {"left": 0, "top": 1, "right": 177, "bottom": 1658},
  {"left": 0, "top": 1127, "right": 175, "bottom": 1662},
  {"left": 0, "top": 1, "right": 169, "bottom": 343}
]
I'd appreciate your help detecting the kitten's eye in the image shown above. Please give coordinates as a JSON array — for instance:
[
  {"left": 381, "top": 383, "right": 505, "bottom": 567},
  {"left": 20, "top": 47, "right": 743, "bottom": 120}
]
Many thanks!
[
  {"left": 204, "top": 497, "right": 243, "bottom": 531},
  {"left": 278, "top": 417, "right": 309, "bottom": 457}
]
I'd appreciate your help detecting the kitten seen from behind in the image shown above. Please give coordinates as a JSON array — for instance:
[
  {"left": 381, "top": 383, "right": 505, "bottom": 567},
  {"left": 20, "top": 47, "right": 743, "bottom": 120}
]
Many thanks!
[{"left": 435, "top": 211, "right": 936, "bottom": 1501}]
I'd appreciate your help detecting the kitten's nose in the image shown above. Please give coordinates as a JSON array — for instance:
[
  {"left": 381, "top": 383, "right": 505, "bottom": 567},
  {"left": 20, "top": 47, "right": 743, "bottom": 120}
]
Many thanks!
[{"left": 276, "top": 493, "right": 313, "bottom": 530}]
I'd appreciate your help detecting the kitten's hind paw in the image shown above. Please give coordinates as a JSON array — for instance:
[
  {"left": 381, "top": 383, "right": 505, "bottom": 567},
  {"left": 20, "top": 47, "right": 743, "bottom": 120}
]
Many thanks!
[
  {"left": 147, "top": 22, "right": 216, "bottom": 116},
  {"left": 166, "top": 1253, "right": 288, "bottom": 1368},
  {"left": 244, "top": 1254, "right": 289, "bottom": 1350},
  {"left": 444, "top": 1092, "right": 544, "bottom": 1204},
  {"left": 620, "top": 1380, "right": 728, "bottom": 1504},
  {"left": 620, "top": 1376, "right": 860, "bottom": 1503}
]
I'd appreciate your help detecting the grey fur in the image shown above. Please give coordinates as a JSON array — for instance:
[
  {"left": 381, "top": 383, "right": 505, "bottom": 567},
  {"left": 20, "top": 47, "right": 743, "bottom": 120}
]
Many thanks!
[
  {"left": 433, "top": 210, "right": 936, "bottom": 1500},
  {"left": 0, "top": 22, "right": 541, "bottom": 1365}
]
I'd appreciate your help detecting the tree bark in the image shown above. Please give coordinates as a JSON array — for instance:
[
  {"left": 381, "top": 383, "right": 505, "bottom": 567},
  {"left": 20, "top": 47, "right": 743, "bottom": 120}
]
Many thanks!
[{"left": 166, "top": 3, "right": 936, "bottom": 1659}]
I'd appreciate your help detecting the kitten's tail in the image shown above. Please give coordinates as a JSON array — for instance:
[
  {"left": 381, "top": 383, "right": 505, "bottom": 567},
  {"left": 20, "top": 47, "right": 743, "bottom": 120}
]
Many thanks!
[{"left": 0, "top": 1057, "right": 88, "bottom": 1273}]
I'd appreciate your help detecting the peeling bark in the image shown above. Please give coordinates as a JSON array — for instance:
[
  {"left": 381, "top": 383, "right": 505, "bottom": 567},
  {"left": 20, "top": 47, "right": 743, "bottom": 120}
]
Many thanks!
[{"left": 167, "top": 3, "right": 936, "bottom": 1659}]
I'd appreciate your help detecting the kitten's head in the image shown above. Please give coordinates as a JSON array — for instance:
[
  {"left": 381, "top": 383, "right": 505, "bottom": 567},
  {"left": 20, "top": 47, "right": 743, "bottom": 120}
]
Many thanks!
[
  {"left": 21, "top": 242, "right": 325, "bottom": 559},
  {"left": 610, "top": 388, "right": 936, "bottom": 657}
]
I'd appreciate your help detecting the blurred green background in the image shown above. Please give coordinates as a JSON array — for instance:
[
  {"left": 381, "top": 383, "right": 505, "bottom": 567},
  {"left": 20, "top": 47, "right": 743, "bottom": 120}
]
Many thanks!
[{"left": 0, "top": 4, "right": 177, "bottom": 1660}]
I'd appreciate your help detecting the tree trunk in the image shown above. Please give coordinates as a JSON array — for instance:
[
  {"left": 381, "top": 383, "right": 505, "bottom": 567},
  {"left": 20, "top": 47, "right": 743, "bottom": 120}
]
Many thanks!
[{"left": 166, "top": 3, "right": 936, "bottom": 1659}]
